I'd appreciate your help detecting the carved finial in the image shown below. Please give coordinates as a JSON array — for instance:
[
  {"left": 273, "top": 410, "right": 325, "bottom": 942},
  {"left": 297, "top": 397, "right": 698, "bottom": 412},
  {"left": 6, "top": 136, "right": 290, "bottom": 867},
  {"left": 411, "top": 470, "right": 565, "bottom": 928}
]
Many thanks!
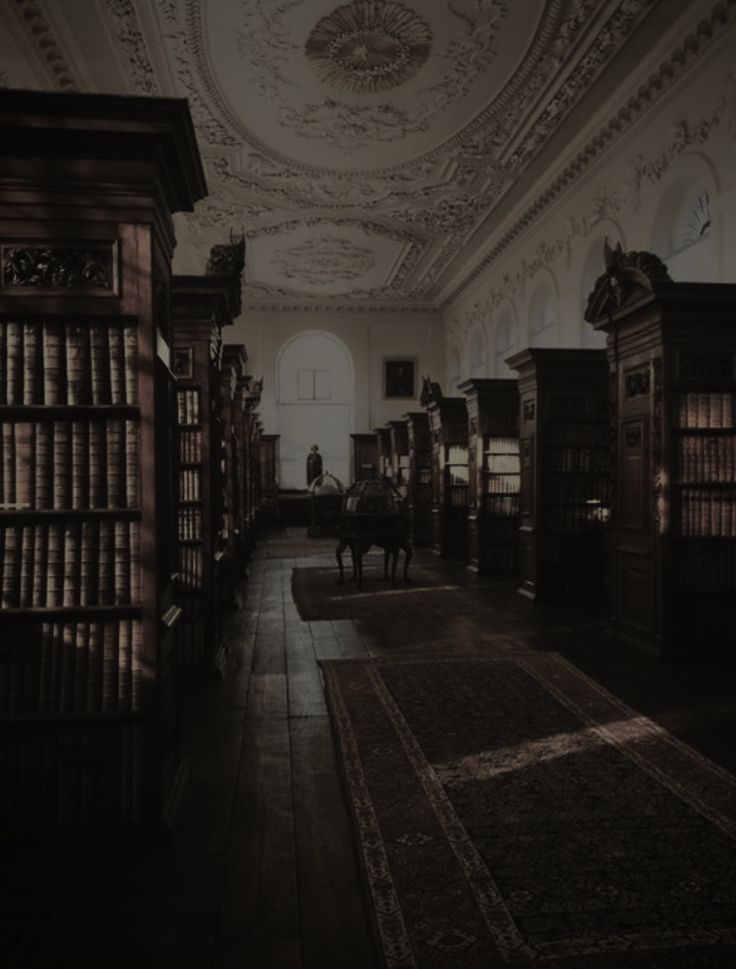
[
  {"left": 205, "top": 230, "right": 246, "bottom": 277},
  {"left": 420, "top": 374, "right": 443, "bottom": 408},
  {"left": 584, "top": 246, "right": 672, "bottom": 323}
]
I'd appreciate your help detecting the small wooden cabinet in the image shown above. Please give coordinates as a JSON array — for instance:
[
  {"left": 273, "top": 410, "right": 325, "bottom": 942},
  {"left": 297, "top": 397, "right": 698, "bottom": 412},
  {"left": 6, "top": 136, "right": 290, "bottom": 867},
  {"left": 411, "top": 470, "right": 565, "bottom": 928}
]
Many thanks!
[
  {"left": 507, "top": 349, "right": 610, "bottom": 603},
  {"left": 351, "top": 432, "right": 378, "bottom": 482}
]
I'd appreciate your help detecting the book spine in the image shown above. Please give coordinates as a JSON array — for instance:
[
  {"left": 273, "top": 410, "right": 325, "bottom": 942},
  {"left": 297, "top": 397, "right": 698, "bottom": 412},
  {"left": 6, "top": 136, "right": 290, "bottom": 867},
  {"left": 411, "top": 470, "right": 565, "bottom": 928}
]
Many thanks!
[
  {"left": 46, "top": 523, "right": 63, "bottom": 607},
  {"left": 87, "top": 621, "right": 102, "bottom": 713},
  {"left": 34, "top": 422, "right": 52, "bottom": 509},
  {"left": 2, "top": 524, "right": 20, "bottom": 608},
  {"left": 62, "top": 521, "right": 80, "bottom": 608},
  {"left": 123, "top": 324, "right": 138, "bottom": 404},
  {"left": 98, "top": 520, "right": 113, "bottom": 605},
  {"left": 43, "top": 323, "right": 64, "bottom": 405},
  {"left": 19, "top": 524, "right": 34, "bottom": 608},
  {"left": 129, "top": 520, "right": 141, "bottom": 603},
  {"left": 89, "top": 421, "right": 105, "bottom": 509},
  {"left": 22, "top": 322, "right": 39, "bottom": 405},
  {"left": 106, "top": 420, "right": 124, "bottom": 508},
  {"left": 80, "top": 519, "right": 97, "bottom": 607},
  {"left": 53, "top": 421, "right": 71, "bottom": 509},
  {"left": 32, "top": 522, "right": 48, "bottom": 607},
  {"left": 5, "top": 322, "right": 23, "bottom": 405},
  {"left": 14, "top": 421, "right": 34, "bottom": 510},
  {"left": 125, "top": 420, "right": 139, "bottom": 508},
  {"left": 131, "top": 620, "right": 142, "bottom": 711},
  {"left": 89, "top": 324, "right": 110, "bottom": 406},
  {"left": 118, "top": 619, "right": 131, "bottom": 711},
  {"left": 108, "top": 326, "right": 124, "bottom": 405},
  {"left": 65, "top": 324, "right": 90, "bottom": 405},
  {"left": 71, "top": 420, "right": 89, "bottom": 510},
  {"left": 113, "top": 519, "right": 130, "bottom": 604}
]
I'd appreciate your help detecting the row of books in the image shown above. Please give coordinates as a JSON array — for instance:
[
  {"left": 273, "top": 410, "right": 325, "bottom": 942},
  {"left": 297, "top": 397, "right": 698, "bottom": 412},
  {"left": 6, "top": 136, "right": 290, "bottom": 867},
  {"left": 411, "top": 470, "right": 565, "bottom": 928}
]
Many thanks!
[
  {"left": 544, "top": 447, "right": 610, "bottom": 472},
  {"left": 446, "top": 484, "right": 469, "bottom": 507},
  {"left": 179, "top": 467, "right": 202, "bottom": 502},
  {"left": 0, "top": 619, "right": 142, "bottom": 716},
  {"left": 672, "top": 544, "right": 736, "bottom": 593},
  {"left": 178, "top": 546, "right": 204, "bottom": 591},
  {"left": 1, "top": 521, "right": 140, "bottom": 608},
  {"left": 483, "top": 455, "right": 520, "bottom": 474},
  {"left": 178, "top": 506, "right": 203, "bottom": 541},
  {"left": 1, "top": 321, "right": 138, "bottom": 406},
  {"left": 486, "top": 437, "right": 520, "bottom": 455},
  {"left": 679, "top": 489, "right": 736, "bottom": 537},
  {"left": 544, "top": 475, "right": 611, "bottom": 504},
  {"left": 484, "top": 472, "right": 521, "bottom": 494},
  {"left": 543, "top": 504, "right": 610, "bottom": 534},
  {"left": 177, "top": 388, "right": 201, "bottom": 425},
  {"left": 544, "top": 424, "right": 609, "bottom": 447},
  {"left": 1, "top": 420, "right": 139, "bottom": 510},
  {"left": 179, "top": 427, "right": 203, "bottom": 464},
  {"left": 484, "top": 494, "right": 520, "bottom": 517},
  {"left": 0, "top": 723, "right": 143, "bottom": 829},
  {"left": 679, "top": 392, "right": 734, "bottom": 429},
  {"left": 678, "top": 434, "right": 736, "bottom": 482}
]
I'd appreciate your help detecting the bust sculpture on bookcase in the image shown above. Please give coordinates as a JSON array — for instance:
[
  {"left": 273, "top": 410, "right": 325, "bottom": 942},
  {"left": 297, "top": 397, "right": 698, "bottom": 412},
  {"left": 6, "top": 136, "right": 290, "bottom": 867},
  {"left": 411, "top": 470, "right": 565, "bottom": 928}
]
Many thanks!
[
  {"left": 0, "top": 89, "right": 207, "bottom": 832},
  {"left": 585, "top": 244, "right": 736, "bottom": 659}
]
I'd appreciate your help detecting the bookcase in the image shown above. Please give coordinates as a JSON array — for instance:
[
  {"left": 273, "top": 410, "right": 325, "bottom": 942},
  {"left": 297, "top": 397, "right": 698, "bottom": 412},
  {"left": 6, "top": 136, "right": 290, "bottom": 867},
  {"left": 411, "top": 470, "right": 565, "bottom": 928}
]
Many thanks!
[
  {"left": 459, "top": 379, "right": 520, "bottom": 574},
  {"left": 388, "top": 419, "right": 410, "bottom": 494},
  {"left": 426, "top": 397, "right": 469, "bottom": 557},
  {"left": 259, "top": 433, "right": 280, "bottom": 521},
  {"left": 506, "top": 349, "right": 610, "bottom": 603},
  {"left": 172, "top": 274, "right": 240, "bottom": 673},
  {"left": 375, "top": 426, "right": 393, "bottom": 480},
  {"left": 351, "top": 432, "right": 378, "bottom": 482},
  {"left": 244, "top": 376, "right": 264, "bottom": 549},
  {"left": 405, "top": 411, "right": 432, "bottom": 546},
  {"left": 0, "top": 90, "right": 206, "bottom": 831},
  {"left": 219, "top": 345, "right": 248, "bottom": 610},
  {"left": 585, "top": 251, "right": 736, "bottom": 658}
]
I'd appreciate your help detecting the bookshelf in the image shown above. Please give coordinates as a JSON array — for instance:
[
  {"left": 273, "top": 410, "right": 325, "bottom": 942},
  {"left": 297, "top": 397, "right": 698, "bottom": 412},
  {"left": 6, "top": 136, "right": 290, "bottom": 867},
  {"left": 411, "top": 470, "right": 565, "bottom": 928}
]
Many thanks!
[
  {"left": 405, "top": 411, "right": 432, "bottom": 546},
  {"left": 459, "top": 379, "right": 520, "bottom": 574},
  {"left": 219, "top": 346, "right": 248, "bottom": 611},
  {"left": 375, "top": 426, "right": 393, "bottom": 480},
  {"left": 172, "top": 273, "right": 240, "bottom": 673},
  {"left": 586, "top": 252, "right": 736, "bottom": 658},
  {"left": 351, "top": 432, "right": 378, "bottom": 482},
  {"left": 426, "top": 397, "right": 469, "bottom": 557},
  {"left": 388, "top": 419, "right": 410, "bottom": 494},
  {"left": 506, "top": 349, "right": 610, "bottom": 603},
  {"left": 259, "top": 433, "right": 280, "bottom": 522},
  {"left": 244, "top": 376, "right": 264, "bottom": 551},
  {"left": 0, "top": 90, "right": 206, "bottom": 831}
]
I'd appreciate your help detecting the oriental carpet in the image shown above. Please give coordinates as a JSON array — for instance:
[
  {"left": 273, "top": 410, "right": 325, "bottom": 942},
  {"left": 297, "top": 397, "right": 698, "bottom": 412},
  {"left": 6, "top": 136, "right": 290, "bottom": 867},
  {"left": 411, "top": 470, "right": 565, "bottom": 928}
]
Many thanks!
[{"left": 321, "top": 653, "right": 736, "bottom": 969}]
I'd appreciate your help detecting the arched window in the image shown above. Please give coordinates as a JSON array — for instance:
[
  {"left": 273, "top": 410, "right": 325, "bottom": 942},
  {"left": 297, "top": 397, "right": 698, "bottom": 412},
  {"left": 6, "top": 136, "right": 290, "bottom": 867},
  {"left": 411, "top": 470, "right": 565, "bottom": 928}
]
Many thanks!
[
  {"left": 469, "top": 328, "right": 487, "bottom": 377},
  {"left": 494, "top": 312, "right": 514, "bottom": 377}
]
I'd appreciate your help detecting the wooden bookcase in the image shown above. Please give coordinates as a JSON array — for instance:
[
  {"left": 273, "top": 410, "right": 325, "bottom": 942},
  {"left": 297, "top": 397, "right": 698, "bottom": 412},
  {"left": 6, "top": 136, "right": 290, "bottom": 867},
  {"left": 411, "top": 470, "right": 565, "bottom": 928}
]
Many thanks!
[
  {"left": 426, "top": 397, "right": 469, "bottom": 557},
  {"left": 586, "top": 254, "right": 736, "bottom": 658},
  {"left": 507, "top": 349, "right": 610, "bottom": 603},
  {"left": 172, "top": 275, "right": 241, "bottom": 673},
  {"left": 220, "top": 345, "right": 248, "bottom": 610},
  {"left": 388, "top": 419, "right": 410, "bottom": 493},
  {"left": 405, "top": 411, "right": 432, "bottom": 546},
  {"left": 375, "top": 426, "right": 393, "bottom": 480},
  {"left": 459, "top": 379, "right": 520, "bottom": 574},
  {"left": 0, "top": 90, "right": 206, "bottom": 831},
  {"left": 244, "top": 376, "right": 263, "bottom": 548},
  {"left": 259, "top": 433, "right": 280, "bottom": 521},
  {"left": 351, "top": 432, "right": 378, "bottom": 482}
]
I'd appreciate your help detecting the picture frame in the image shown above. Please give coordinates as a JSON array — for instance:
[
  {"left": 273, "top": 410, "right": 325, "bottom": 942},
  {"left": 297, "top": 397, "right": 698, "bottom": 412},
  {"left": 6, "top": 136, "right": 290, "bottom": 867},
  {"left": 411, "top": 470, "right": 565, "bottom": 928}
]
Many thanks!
[{"left": 384, "top": 358, "right": 416, "bottom": 399}]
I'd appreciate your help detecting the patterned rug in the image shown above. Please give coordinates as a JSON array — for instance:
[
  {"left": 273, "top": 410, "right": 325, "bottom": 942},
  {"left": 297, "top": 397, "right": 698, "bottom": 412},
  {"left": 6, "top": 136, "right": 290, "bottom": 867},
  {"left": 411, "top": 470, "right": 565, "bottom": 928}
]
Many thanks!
[
  {"left": 321, "top": 654, "right": 736, "bottom": 969},
  {"left": 291, "top": 566, "right": 489, "bottom": 621}
]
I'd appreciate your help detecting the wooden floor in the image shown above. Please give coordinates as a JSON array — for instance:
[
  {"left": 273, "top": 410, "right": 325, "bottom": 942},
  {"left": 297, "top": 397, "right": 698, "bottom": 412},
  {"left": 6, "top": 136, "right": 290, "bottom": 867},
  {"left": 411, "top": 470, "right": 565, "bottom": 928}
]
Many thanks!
[{"left": 3, "top": 526, "right": 736, "bottom": 969}]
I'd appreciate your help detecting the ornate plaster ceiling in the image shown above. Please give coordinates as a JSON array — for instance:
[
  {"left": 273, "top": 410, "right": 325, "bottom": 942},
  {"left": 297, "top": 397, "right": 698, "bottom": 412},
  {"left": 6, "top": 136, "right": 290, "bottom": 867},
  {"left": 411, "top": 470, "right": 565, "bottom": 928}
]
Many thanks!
[{"left": 0, "top": 0, "right": 683, "bottom": 310}]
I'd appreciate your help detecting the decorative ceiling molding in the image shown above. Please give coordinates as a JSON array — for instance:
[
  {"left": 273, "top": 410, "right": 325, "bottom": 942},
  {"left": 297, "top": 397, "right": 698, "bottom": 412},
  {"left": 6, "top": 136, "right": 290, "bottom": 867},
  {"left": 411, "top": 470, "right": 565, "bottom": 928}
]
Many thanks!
[
  {"left": 7, "top": 0, "right": 82, "bottom": 90},
  {"left": 272, "top": 235, "right": 376, "bottom": 285},
  {"left": 101, "top": 0, "right": 160, "bottom": 95},
  {"left": 242, "top": 297, "right": 439, "bottom": 315},
  {"left": 444, "top": 66, "right": 736, "bottom": 348},
  {"left": 305, "top": 1, "right": 432, "bottom": 94},
  {"left": 444, "top": 0, "right": 736, "bottom": 308}
]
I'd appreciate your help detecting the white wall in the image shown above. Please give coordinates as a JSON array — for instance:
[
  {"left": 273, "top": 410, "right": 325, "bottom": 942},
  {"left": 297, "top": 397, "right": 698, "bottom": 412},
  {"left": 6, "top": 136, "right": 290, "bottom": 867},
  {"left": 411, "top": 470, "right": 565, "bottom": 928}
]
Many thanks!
[
  {"left": 224, "top": 307, "right": 444, "bottom": 487},
  {"left": 443, "top": 13, "right": 736, "bottom": 387}
]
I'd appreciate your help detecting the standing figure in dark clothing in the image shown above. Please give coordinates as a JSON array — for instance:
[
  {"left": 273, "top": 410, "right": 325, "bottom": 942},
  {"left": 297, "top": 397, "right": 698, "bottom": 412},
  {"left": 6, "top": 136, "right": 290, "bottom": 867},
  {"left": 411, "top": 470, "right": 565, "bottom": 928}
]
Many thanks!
[{"left": 306, "top": 444, "right": 323, "bottom": 487}]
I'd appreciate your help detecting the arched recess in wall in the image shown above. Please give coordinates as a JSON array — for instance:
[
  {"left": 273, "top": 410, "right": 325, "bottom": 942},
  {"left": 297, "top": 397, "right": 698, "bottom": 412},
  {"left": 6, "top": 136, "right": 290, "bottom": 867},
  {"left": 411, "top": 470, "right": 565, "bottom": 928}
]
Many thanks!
[
  {"left": 468, "top": 325, "right": 488, "bottom": 378},
  {"left": 494, "top": 305, "right": 516, "bottom": 377},
  {"left": 650, "top": 153, "right": 719, "bottom": 282},
  {"left": 275, "top": 330, "right": 354, "bottom": 490},
  {"left": 447, "top": 344, "right": 462, "bottom": 392},
  {"left": 579, "top": 220, "right": 625, "bottom": 348},
  {"left": 527, "top": 272, "right": 559, "bottom": 348}
]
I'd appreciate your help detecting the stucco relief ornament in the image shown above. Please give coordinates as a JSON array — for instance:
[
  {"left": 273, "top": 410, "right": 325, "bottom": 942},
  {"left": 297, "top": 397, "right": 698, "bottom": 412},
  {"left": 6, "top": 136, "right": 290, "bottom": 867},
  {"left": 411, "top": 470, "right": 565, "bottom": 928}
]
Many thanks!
[
  {"left": 272, "top": 236, "right": 376, "bottom": 285},
  {"left": 305, "top": 0, "right": 431, "bottom": 93}
]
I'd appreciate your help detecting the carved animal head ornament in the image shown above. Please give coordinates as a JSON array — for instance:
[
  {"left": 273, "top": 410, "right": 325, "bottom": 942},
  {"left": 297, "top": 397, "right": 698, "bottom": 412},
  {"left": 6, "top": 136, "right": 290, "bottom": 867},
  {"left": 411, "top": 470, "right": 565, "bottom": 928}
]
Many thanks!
[
  {"left": 584, "top": 238, "right": 671, "bottom": 324},
  {"left": 205, "top": 229, "right": 246, "bottom": 278}
]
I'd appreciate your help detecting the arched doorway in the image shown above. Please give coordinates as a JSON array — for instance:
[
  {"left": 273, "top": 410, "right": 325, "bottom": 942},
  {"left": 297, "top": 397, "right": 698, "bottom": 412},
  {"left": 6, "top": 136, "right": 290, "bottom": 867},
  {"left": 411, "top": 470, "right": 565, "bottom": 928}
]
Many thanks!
[{"left": 276, "top": 331, "right": 354, "bottom": 490}]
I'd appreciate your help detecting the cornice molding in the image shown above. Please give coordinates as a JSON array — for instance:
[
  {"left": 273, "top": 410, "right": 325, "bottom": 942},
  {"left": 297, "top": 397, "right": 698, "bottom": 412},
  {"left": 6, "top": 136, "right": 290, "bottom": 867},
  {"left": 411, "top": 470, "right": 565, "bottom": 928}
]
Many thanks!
[
  {"left": 443, "top": 0, "right": 736, "bottom": 308},
  {"left": 7, "top": 0, "right": 82, "bottom": 90},
  {"left": 101, "top": 0, "right": 161, "bottom": 95},
  {"left": 243, "top": 299, "right": 439, "bottom": 316}
]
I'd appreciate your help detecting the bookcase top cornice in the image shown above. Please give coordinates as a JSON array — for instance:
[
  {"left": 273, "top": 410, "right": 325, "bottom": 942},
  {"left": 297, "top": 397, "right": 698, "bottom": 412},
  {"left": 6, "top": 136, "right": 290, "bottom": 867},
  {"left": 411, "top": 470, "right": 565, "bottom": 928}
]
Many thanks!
[{"left": 0, "top": 88, "right": 207, "bottom": 214}]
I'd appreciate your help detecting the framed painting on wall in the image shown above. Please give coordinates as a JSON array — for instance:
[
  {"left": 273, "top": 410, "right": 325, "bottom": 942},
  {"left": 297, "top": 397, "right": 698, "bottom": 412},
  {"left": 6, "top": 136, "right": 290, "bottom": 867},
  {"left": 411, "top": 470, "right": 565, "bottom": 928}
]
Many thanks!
[{"left": 384, "top": 358, "right": 416, "bottom": 399}]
